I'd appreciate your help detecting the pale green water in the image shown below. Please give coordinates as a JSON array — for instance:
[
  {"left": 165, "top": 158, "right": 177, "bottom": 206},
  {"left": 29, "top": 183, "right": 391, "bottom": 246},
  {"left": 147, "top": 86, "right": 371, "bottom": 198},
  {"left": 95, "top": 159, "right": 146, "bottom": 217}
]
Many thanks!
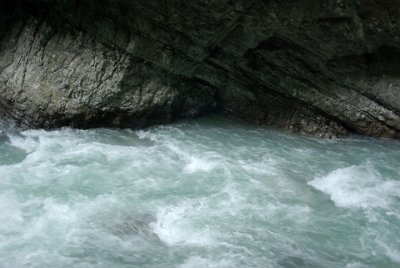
[{"left": 0, "top": 116, "right": 400, "bottom": 268}]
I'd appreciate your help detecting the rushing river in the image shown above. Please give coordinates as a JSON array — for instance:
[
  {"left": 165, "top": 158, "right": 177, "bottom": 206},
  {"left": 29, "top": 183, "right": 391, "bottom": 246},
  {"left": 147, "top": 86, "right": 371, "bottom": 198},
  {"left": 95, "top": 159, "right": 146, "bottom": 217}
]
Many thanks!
[{"left": 0, "top": 116, "right": 400, "bottom": 268}]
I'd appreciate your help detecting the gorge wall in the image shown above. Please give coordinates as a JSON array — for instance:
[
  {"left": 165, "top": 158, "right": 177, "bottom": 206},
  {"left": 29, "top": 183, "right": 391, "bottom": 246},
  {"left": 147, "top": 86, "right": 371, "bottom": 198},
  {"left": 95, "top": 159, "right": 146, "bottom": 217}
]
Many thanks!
[{"left": 1, "top": 0, "right": 400, "bottom": 138}]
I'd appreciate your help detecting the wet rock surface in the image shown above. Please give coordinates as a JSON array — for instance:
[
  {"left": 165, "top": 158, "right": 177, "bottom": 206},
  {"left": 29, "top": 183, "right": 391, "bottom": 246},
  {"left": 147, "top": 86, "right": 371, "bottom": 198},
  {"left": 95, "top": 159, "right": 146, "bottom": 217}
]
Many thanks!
[{"left": 1, "top": 0, "right": 400, "bottom": 138}]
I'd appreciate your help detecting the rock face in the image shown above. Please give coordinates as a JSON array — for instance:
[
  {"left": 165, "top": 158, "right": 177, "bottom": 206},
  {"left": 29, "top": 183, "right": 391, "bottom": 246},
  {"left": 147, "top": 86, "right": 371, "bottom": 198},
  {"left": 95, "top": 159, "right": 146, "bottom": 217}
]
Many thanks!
[{"left": 1, "top": 0, "right": 400, "bottom": 138}]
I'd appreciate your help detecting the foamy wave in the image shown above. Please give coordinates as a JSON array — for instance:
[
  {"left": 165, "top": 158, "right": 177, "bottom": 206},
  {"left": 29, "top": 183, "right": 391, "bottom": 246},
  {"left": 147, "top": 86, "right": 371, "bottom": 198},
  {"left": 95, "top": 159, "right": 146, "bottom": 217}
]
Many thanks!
[
  {"left": 8, "top": 134, "right": 39, "bottom": 153},
  {"left": 184, "top": 157, "right": 217, "bottom": 173},
  {"left": 150, "top": 203, "right": 216, "bottom": 246},
  {"left": 308, "top": 163, "right": 400, "bottom": 209},
  {"left": 0, "top": 191, "right": 24, "bottom": 233}
]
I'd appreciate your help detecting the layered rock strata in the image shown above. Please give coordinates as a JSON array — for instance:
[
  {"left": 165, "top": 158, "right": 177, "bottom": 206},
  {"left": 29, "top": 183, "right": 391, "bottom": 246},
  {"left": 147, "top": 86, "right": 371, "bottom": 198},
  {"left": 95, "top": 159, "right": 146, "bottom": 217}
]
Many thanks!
[{"left": 1, "top": 0, "right": 399, "bottom": 138}]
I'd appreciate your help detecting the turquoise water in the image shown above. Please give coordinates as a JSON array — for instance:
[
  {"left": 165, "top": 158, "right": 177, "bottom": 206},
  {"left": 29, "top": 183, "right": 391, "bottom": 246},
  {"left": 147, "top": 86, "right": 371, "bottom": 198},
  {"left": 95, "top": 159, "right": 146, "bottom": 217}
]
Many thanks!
[{"left": 0, "top": 116, "right": 400, "bottom": 268}]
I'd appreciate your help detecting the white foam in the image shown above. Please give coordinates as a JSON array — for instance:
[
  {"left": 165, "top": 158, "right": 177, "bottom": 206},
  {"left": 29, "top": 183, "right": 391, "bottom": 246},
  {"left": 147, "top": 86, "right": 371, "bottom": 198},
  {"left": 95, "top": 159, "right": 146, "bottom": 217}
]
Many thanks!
[
  {"left": 22, "top": 198, "right": 79, "bottom": 242},
  {"left": 150, "top": 203, "right": 215, "bottom": 246},
  {"left": 184, "top": 157, "right": 216, "bottom": 173},
  {"left": 0, "top": 191, "right": 24, "bottom": 233},
  {"left": 1, "top": 117, "right": 400, "bottom": 266},
  {"left": 308, "top": 163, "right": 400, "bottom": 209},
  {"left": 8, "top": 134, "right": 39, "bottom": 153},
  {"left": 138, "top": 127, "right": 221, "bottom": 174},
  {"left": 238, "top": 158, "right": 279, "bottom": 176}
]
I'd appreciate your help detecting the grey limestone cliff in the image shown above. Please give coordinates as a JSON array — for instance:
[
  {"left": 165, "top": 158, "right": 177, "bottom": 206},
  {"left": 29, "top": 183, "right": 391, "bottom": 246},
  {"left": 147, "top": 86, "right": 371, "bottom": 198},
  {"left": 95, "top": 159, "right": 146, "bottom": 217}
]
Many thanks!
[{"left": 1, "top": 0, "right": 400, "bottom": 138}]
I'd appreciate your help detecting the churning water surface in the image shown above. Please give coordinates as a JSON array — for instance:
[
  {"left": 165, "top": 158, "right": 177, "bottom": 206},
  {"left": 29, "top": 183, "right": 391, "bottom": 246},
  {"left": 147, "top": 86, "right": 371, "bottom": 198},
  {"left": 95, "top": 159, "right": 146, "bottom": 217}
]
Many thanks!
[{"left": 0, "top": 116, "right": 400, "bottom": 268}]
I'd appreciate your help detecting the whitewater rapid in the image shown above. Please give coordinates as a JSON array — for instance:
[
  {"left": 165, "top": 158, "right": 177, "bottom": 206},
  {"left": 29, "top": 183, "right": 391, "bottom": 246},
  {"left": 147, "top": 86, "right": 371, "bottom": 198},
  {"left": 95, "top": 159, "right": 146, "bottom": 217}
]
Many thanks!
[{"left": 0, "top": 116, "right": 399, "bottom": 267}]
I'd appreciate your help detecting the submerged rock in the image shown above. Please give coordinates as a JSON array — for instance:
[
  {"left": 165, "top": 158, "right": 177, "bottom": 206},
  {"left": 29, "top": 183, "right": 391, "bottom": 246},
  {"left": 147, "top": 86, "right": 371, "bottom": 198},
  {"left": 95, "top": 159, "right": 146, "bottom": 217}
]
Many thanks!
[
  {"left": 95, "top": 212, "right": 162, "bottom": 243},
  {"left": 110, "top": 214, "right": 159, "bottom": 240},
  {"left": 278, "top": 256, "right": 306, "bottom": 268},
  {"left": 0, "top": 0, "right": 400, "bottom": 138},
  {"left": 0, "top": 130, "right": 8, "bottom": 143}
]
